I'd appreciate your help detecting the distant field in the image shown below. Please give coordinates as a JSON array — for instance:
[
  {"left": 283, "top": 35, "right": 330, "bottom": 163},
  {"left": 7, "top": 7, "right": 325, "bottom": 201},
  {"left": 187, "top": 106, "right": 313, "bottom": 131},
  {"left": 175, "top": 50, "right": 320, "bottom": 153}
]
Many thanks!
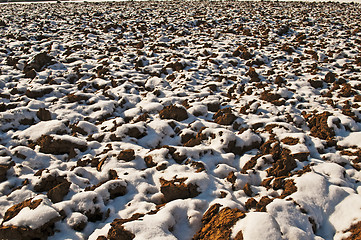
[{"left": 0, "top": 0, "right": 360, "bottom": 3}]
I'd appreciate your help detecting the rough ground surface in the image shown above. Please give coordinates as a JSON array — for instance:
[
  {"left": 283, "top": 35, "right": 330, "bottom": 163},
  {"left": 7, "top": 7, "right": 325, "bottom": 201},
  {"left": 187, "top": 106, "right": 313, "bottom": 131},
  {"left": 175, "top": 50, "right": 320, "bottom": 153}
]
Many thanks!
[{"left": 0, "top": 1, "right": 361, "bottom": 240}]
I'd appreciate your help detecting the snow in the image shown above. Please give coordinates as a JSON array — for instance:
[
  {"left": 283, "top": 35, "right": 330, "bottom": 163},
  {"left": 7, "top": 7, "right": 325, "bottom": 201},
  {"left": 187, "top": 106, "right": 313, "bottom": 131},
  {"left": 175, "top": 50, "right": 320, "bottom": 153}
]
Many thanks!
[
  {"left": 0, "top": 1, "right": 361, "bottom": 239},
  {"left": 330, "top": 194, "right": 361, "bottom": 240},
  {"left": 338, "top": 132, "right": 361, "bottom": 148},
  {"left": 77, "top": 121, "right": 99, "bottom": 135},
  {"left": 124, "top": 200, "right": 205, "bottom": 240},
  {"left": 267, "top": 199, "right": 315, "bottom": 239},
  {"left": 4, "top": 197, "right": 60, "bottom": 229},
  {"left": 66, "top": 212, "right": 88, "bottom": 228},
  {"left": 232, "top": 212, "right": 282, "bottom": 240},
  {"left": 17, "top": 120, "right": 67, "bottom": 141}
]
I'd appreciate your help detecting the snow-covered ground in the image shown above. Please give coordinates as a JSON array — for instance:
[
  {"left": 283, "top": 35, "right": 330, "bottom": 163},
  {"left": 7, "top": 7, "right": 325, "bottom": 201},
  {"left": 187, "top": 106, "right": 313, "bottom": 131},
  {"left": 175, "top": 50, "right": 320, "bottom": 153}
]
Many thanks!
[
  {"left": 1, "top": 0, "right": 361, "bottom": 4},
  {"left": 0, "top": 1, "right": 361, "bottom": 240}
]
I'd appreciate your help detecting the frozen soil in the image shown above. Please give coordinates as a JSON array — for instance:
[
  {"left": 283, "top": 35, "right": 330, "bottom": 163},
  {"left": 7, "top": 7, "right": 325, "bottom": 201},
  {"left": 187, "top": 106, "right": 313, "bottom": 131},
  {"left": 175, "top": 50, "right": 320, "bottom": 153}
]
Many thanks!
[{"left": 0, "top": 1, "right": 361, "bottom": 239}]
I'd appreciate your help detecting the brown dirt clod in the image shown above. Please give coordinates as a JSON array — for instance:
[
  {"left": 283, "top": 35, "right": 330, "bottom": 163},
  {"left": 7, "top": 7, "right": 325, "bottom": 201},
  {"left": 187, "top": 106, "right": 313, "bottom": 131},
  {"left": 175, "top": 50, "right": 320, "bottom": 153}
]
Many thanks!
[
  {"left": 267, "top": 149, "right": 298, "bottom": 177},
  {"left": 324, "top": 72, "right": 336, "bottom": 83},
  {"left": 193, "top": 205, "right": 245, "bottom": 240},
  {"left": 234, "top": 231, "right": 244, "bottom": 240},
  {"left": 290, "top": 152, "right": 310, "bottom": 162},
  {"left": 207, "top": 103, "right": 220, "bottom": 112},
  {"left": 144, "top": 156, "right": 156, "bottom": 168},
  {"left": 281, "top": 137, "right": 299, "bottom": 145},
  {"left": 201, "top": 204, "right": 222, "bottom": 225},
  {"left": 107, "top": 219, "right": 135, "bottom": 240},
  {"left": 31, "top": 135, "right": 87, "bottom": 155},
  {"left": 224, "top": 138, "right": 261, "bottom": 156},
  {"left": 85, "top": 178, "right": 126, "bottom": 200},
  {"left": 261, "top": 139, "right": 281, "bottom": 159},
  {"left": 108, "top": 182, "right": 127, "bottom": 199},
  {"left": 47, "top": 181, "right": 71, "bottom": 203},
  {"left": 214, "top": 113, "right": 237, "bottom": 125},
  {"left": 241, "top": 155, "right": 259, "bottom": 174},
  {"left": 245, "top": 198, "right": 258, "bottom": 210},
  {"left": 159, "top": 105, "right": 188, "bottom": 121},
  {"left": 2, "top": 198, "right": 43, "bottom": 223},
  {"left": 275, "top": 75, "right": 286, "bottom": 86},
  {"left": 160, "top": 177, "right": 200, "bottom": 203},
  {"left": 23, "top": 52, "right": 54, "bottom": 73},
  {"left": 339, "top": 84, "right": 355, "bottom": 98},
  {"left": 66, "top": 93, "right": 90, "bottom": 103},
  {"left": 117, "top": 149, "right": 135, "bottom": 162},
  {"left": 233, "top": 46, "right": 252, "bottom": 60},
  {"left": 246, "top": 67, "right": 260, "bottom": 82},
  {"left": 134, "top": 112, "right": 149, "bottom": 123},
  {"left": 36, "top": 108, "right": 52, "bottom": 121},
  {"left": 71, "top": 220, "right": 87, "bottom": 232},
  {"left": 343, "top": 221, "right": 361, "bottom": 240},
  {"left": 256, "top": 196, "right": 273, "bottom": 212},
  {"left": 181, "top": 133, "right": 195, "bottom": 144},
  {"left": 0, "top": 164, "right": 12, "bottom": 182},
  {"left": 309, "top": 79, "right": 324, "bottom": 89},
  {"left": 280, "top": 179, "right": 297, "bottom": 199},
  {"left": 34, "top": 174, "right": 68, "bottom": 193},
  {"left": 183, "top": 128, "right": 207, "bottom": 147},
  {"left": 281, "top": 44, "right": 294, "bottom": 54},
  {"left": 226, "top": 171, "right": 236, "bottom": 184},
  {"left": 0, "top": 217, "right": 59, "bottom": 240},
  {"left": 126, "top": 127, "right": 145, "bottom": 139},
  {"left": 213, "top": 107, "right": 237, "bottom": 125},
  {"left": 25, "top": 88, "right": 53, "bottom": 99},
  {"left": 307, "top": 112, "right": 335, "bottom": 140},
  {"left": 293, "top": 164, "right": 312, "bottom": 176},
  {"left": 243, "top": 183, "right": 253, "bottom": 197},
  {"left": 163, "top": 146, "right": 187, "bottom": 164},
  {"left": 190, "top": 161, "right": 206, "bottom": 173},
  {"left": 260, "top": 91, "right": 285, "bottom": 106},
  {"left": 354, "top": 95, "right": 361, "bottom": 102}
]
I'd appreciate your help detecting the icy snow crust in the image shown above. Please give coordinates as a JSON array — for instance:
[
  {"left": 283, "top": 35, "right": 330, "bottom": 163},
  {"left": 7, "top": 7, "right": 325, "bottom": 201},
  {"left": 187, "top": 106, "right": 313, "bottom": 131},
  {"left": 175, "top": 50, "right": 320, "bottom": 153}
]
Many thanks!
[{"left": 0, "top": 1, "right": 361, "bottom": 239}]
